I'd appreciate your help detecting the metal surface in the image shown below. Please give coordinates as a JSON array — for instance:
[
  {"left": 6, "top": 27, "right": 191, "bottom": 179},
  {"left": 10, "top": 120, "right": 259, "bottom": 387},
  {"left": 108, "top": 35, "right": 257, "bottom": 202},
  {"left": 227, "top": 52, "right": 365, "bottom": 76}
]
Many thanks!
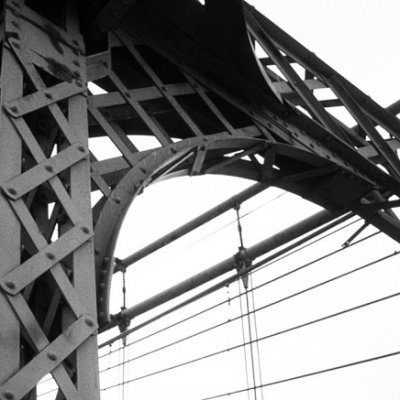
[
  {"left": 108, "top": 209, "right": 340, "bottom": 330},
  {"left": 117, "top": 183, "right": 268, "bottom": 271},
  {"left": 0, "top": 0, "right": 399, "bottom": 398}
]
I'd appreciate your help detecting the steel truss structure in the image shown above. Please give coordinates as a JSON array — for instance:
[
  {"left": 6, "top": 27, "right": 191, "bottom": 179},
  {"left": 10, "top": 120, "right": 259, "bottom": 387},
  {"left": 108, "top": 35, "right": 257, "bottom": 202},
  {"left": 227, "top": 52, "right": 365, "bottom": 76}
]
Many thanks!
[{"left": 0, "top": 0, "right": 399, "bottom": 399}]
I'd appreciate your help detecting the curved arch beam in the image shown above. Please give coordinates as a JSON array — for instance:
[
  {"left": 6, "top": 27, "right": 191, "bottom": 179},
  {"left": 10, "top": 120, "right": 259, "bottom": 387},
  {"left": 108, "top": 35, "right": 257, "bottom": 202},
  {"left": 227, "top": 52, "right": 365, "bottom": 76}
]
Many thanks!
[{"left": 94, "top": 135, "right": 373, "bottom": 325}]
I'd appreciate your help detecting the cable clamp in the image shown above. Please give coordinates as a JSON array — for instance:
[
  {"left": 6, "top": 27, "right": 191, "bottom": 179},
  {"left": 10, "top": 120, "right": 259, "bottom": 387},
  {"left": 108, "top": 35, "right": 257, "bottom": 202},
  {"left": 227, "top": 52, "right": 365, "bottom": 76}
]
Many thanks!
[
  {"left": 113, "top": 257, "right": 125, "bottom": 273},
  {"left": 234, "top": 246, "right": 252, "bottom": 290}
]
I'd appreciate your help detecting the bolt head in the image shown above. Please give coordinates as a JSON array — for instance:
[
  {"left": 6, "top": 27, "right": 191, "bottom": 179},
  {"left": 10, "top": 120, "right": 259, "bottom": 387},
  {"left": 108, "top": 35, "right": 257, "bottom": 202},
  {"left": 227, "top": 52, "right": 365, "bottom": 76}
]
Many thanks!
[
  {"left": 4, "top": 281, "right": 15, "bottom": 290},
  {"left": 47, "top": 352, "right": 57, "bottom": 361},
  {"left": 3, "top": 391, "right": 14, "bottom": 400}
]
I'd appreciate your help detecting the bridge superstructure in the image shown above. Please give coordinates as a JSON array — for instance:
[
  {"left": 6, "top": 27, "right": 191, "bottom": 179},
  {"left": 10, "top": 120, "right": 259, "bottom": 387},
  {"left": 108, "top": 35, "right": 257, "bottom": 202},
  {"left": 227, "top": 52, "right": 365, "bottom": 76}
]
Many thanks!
[{"left": 0, "top": 1, "right": 400, "bottom": 399}]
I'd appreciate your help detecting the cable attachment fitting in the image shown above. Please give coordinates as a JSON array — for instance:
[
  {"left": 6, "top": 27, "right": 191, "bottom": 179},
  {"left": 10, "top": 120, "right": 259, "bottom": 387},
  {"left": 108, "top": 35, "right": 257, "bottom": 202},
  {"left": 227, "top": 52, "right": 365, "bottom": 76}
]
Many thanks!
[
  {"left": 113, "top": 257, "right": 125, "bottom": 273},
  {"left": 115, "top": 313, "right": 131, "bottom": 336},
  {"left": 234, "top": 246, "right": 252, "bottom": 290}
]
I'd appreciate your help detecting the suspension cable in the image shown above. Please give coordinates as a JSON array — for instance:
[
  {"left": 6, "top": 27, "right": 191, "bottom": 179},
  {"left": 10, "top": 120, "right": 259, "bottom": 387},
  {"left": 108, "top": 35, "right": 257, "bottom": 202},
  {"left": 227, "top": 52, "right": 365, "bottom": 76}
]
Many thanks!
[
  {"left": 235, "top": 203, "right": 259, "bottom": 400},
  {"left": 249, "top": 275, "right": 264, "bottom": 400},
  {"left": 199, "top": 349, "right": 400, "bottom": 400},
  {"left": 252, "top": 217, "right": 363, "bottom": 274},
  {"left": 101, "top": 213, "right": 355, "bottom": 349},
  {"left": 99, "top": 226, "right": 377, "bottom": 353},
  {"left": 237, "top": 282, "right": 252, "bottom": 400},
  {"left": 99, "top": 250, "right": 399, "bottom": 376},
  {"left": 40, "top": 286, "right": 400, "bottom": 399},
  {"left": 175, "top": 192, "right": 287, "bottom": 254},
  {"left": 101, "top": 281, "right": 400, "bottom": 392}
]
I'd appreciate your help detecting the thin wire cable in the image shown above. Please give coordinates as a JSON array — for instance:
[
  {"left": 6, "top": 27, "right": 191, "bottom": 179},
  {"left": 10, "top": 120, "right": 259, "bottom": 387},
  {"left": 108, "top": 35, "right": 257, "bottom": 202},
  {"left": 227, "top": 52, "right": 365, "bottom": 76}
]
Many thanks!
[
  {"left": 99, "top": 248, "right": 397, "bottom": 372},
  {"left": 100, "top": 214, "right": 356, "bottom": 351},
  {"left": 42, "top": 285, "right": 400, "bottom": 400},
  {"left": 177, "top": 192, "right": 287, "bottom": 254},
  {"left": 244, "top": 287, "right": 258, "bottom": 400},
  {"left": 101, "top": 280, "right": 400, "bottom": 392},
  {"left": 249, "top": 275, "right": 264, "bottom": 400},
  {"left": 121, "top": 269, "right": 127, "bottom": 400},
  {"left": 99, "top": 227, "right": 377, "bottom": 354},
  {"left": 134, "top": 191, "right": 288, "bottom": 265},
  {"left": 252, "top": 217, "right": 365, "bottom": 276},
  {"left": 99, "top": 250, "right": 399, "bottom": 376},
  {"left": 235, "top": 204, "right": 258, "bottom": 400},
  {"left": 199, "top": 349, "right": 400, "bottom": 400},
  {"left": 237, "top": 283, "right": 252, "bottom": 400}
]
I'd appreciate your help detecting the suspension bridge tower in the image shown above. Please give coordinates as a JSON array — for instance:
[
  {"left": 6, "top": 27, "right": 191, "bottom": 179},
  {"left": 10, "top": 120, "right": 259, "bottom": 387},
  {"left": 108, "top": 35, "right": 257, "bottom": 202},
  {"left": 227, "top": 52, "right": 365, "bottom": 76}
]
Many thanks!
[{"left": 0, "top": 0, "right": 400, "bottom": 399}]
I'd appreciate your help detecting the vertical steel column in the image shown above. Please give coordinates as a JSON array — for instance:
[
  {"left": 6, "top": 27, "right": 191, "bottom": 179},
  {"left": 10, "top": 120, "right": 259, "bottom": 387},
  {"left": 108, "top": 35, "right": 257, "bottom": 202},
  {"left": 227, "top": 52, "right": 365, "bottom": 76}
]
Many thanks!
[
  {"left": 0, "top": 1, "right": 100, "bottom": 399},
  {"left": 0, "top": 9, "right": 23, "bottom": 387},
  {"left": 66, "top": 5, "right": 100, "bottom": 398}
]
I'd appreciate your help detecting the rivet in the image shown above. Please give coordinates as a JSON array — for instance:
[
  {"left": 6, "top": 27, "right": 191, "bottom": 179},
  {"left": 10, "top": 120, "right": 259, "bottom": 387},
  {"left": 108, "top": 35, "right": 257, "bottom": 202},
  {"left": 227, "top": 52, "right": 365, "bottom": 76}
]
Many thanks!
[
  {"left": 11, "top": 21, "right": 20, "bottom": 28},
  {"left": 140, "top": 167, "right": 147, "bottom": 174},
  {"left": 45, "top": 92, "right": 53, "bottom": 100},
  {"left": 7, "top": 188, "right": 17, "bottom": 196},
  {"left": 73, "top": 60, "right": 80, "bottom": 67},
  {"left": 45, "top": 165, "right": 54, "bottom": 173},
  {"left": 113, "top": 197, "right": 121, "bottom": 204},
  {"left": 3, "top": 391, "right": 14, "bottom": 400},
  {"left": 81, "top": 226, "right": 90, "bottom": 234},
  {"left": 85, "top": 318, "right": 95, "bottom": 327},
  {"left": 46, "top": 252, "right": 56, "bottom": 261},
  {"left": 78, "top": 145, "right": 86, "bottom": 153},
  {"left": 170, "top": 148, "right": 178, "bottom": 154},
  {"left": 10, "top": 106, "right": 18, "bottom": 113},
  {"left": 47, "top": 352, "right": 57, "bottom": 361},
  {"left": 94, "top": 249, "right": 100, "bottom": 255},
  {"left": 125, "top": 92, "right": 131, "bottom": 98},
  {"left": 4, "top": 281, "right": 15, "bottom": 290},
  {"left": 72, "top": 39, "right": 79, "bottom": 46},
  {"left": 12, "top": 42, "right": 20, "bottom": 49}
]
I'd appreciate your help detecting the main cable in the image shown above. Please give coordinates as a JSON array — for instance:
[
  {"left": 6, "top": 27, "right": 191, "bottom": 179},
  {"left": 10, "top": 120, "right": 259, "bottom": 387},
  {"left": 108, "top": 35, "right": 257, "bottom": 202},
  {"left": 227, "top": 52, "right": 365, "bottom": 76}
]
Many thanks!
[
  {"left": 101, "top": 281, "right": 400, "bottom": 391},
  {"left": 99, "top": 250, "right": 399, "bottom": 376},
  {"left": 199, "top": 349, "right": 400, "bottom": 400},
  {"left": 99, "top": 225, "right": 376, "bottom": 354}
]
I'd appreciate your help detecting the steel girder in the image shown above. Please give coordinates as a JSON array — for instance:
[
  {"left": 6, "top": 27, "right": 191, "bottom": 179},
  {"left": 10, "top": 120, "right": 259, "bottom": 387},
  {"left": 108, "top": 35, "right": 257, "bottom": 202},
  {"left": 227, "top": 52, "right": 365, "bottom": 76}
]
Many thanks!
[
  {"left": 0, "top": 1, "right": 99, "bottom": 399},
  {"left": 88, "top": 0, "right": 400, "bottom": 327},
  {"left": 0, "top": 0, "right": 399, "bottom": 399}
]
